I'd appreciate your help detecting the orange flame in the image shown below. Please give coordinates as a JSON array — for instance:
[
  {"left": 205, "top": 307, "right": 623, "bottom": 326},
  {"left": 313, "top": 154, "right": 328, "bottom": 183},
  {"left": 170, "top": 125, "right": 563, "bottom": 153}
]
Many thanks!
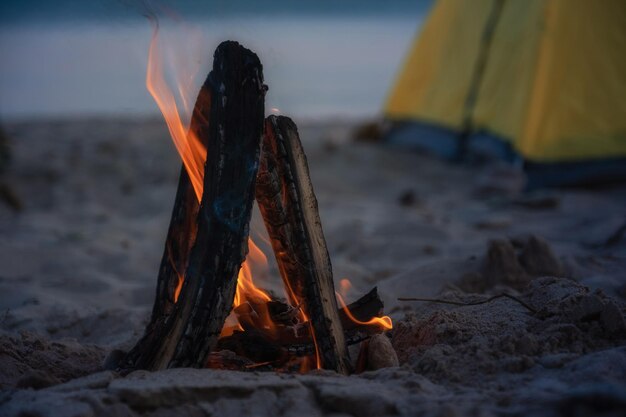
[
  {"left": 336, "top": 280, "right": 393, "bottom": 331},
  {"left": 234, "top": 239, "right": 272, "bottom": 307},
  {"left": 146, "top": 21, "right": 206, "bottom": 202},
  {"left": 173, "top": 273, "right": 183, "bottom": 302}
]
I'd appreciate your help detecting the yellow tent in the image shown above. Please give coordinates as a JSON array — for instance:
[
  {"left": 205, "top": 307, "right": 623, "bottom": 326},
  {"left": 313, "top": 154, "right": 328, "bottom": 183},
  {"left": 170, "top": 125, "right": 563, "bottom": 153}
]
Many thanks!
[{"left": 385, "top": 0, "right": 626, "bottom": 186}]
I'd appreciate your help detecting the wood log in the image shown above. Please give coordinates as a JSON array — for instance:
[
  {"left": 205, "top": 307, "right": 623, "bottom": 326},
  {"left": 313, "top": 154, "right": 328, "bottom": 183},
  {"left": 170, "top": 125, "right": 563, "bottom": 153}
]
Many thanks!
[
  {"left": 216, "top": 331, "right": 359, "bottom": 365},
  {"left": 121, "top": 40, "right": 266, "bottom": 371},
  {"left": 255, "top": 115, "right": 350, "bottom": 374},
  {"left": 218, "top": 287, "right": 387, "bottom": 361},
  {"left": 206, "top": 350, "right": 254, "bottom": 370},
  {"left": 217, "top": 328, "right": 286, "bottom": 363}
]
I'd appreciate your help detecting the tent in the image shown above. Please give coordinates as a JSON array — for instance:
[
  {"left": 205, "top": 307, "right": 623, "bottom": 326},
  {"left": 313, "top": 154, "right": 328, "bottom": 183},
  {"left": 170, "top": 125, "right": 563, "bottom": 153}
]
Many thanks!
[{"left": 385, "top": 0, "right": 626, "bottom": 188}]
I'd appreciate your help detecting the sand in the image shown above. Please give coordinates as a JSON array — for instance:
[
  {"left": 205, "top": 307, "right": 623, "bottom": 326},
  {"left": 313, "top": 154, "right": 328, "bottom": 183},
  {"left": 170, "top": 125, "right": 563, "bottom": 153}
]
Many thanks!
[{"left": 0, "top": 117, "right": 625, "bottom": 416}]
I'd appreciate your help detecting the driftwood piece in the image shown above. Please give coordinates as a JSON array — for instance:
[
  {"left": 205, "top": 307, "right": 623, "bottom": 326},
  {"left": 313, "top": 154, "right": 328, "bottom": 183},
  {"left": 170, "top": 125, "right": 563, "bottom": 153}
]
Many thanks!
[
  {"left": 121, "top": 41, "right": 265, "bottom": 371},
  {"left": 256, "top": 115, "right": 350, "bottom": 374}
]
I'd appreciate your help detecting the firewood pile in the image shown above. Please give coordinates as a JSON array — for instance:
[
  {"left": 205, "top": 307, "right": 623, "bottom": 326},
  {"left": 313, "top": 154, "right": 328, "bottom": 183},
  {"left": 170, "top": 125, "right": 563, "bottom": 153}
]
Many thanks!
[{"left": 119, "top": 41, "right": 392, "bottom": 375}]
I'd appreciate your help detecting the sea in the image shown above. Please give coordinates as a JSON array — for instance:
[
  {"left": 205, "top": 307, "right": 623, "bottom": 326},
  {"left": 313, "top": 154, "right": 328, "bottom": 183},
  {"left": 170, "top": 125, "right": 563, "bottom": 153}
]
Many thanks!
[{"left": 0, "top": 0, "right": 430, "bottom": 121}]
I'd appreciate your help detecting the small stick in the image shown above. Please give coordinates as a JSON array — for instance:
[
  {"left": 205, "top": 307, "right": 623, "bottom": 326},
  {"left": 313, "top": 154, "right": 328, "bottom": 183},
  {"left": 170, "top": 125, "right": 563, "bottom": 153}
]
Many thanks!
[{"left": 397, "top": 293, "right": 536, "bottom": 313}]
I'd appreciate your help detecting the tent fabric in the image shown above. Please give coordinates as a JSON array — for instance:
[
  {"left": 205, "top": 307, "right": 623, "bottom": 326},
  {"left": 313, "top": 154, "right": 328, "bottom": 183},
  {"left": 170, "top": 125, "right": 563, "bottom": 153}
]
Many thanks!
[
  {"left": 385, "top": 0, "right": 626, "bottom": 164},
  {"left": 385, "top": 0, "right": 494, "bottom": 130}
]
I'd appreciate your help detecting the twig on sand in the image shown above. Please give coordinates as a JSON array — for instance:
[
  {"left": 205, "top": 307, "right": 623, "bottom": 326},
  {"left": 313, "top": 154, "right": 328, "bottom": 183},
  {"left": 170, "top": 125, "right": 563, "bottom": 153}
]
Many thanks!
[{"left": 397, "top": 293, "right": 537, "bottom": 314}]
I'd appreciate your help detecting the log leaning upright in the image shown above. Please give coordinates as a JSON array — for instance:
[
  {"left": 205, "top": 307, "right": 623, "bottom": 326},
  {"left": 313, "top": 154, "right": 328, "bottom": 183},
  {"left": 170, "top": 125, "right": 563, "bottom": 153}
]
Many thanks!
[
  {"left": 121, "top": 41, "right": 266, "bottom": 371},
  {"left": 256, "top": 115, "right": 350, "bottom": 374}
]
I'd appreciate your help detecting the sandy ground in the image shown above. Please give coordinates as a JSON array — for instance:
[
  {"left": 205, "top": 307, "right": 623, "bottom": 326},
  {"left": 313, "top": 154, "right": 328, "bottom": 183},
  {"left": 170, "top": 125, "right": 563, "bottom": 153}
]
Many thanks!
[{"left": 0, "top": 117, "right": 625, "bottom": 416}]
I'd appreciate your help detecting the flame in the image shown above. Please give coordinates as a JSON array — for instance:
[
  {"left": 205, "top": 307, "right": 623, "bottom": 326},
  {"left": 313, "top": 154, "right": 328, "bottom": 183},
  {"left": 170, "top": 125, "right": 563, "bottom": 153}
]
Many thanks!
[
  {"left": 229, "top": 239, "right": 279, "bottom": 337},
  {"left": 339, "top": 278, "right": 351, "bottom": 298},
  {"left": 219, "top": 321, "right": 244, "bottom": 338},
  {"left": 146, "top": 20, "right": 206, "bottom": 201},
  {"left": 234, "top": 239, "right": 272, "bottom": 307},
  {"left": 336, "top": 280, "right": 393, "bottom": 331},
  {"left": 173, "top": 273, "right": 183, "bottom": 302}
]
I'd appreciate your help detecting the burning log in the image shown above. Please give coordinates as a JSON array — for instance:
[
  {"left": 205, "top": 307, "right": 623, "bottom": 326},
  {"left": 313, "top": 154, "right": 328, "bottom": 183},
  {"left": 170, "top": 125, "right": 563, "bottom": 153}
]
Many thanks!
[
  {"left": 216, "top": 288, "right": 388, "bottom": 366},
  {"left": 256, "top": 115, "right": 350, "bottom": 374},
  {"left": 121, "top": 41, "right": 266, "bottom": 371}
]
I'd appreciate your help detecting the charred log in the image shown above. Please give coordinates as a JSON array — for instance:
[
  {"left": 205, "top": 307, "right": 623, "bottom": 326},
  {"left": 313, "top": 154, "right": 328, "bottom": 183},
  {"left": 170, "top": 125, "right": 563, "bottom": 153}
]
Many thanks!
[
  {"left": 206, "top": 350, "right": 255, "bottom": 370},
  {"left": 219, "top": 287, "right": 386, "bottom": 361},
  {"left": 217, "top": 328, "right": 287, "bottom": 363},
  {"left": 256, "top": 115, "right": 350, "bottom": 374},
  {"left": 121, "top": 41, "right": 266, "bottom": 371}
]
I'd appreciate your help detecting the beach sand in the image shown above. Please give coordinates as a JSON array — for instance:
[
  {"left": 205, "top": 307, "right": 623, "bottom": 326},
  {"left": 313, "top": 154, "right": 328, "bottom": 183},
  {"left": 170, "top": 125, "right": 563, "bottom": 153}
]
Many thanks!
[{"left": 1, "top": 117, "right": 625, "bottom": 416}]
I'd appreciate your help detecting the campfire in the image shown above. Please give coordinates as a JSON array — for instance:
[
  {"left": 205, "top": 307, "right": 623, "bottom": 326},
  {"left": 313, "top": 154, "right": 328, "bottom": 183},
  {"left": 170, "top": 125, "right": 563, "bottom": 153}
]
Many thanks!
[{"left": 120, "top": 34, "right": 392, "bottom": 374}]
